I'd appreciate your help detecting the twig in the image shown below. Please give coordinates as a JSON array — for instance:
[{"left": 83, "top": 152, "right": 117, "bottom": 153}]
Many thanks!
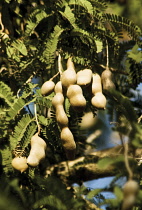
[
  {"left": 49, "top": 71, "right": 60, "bottom": 81},
  {"left": 17, "top": 72, "right": 36, "bottom": 98},
  {"left": 106, "top": 39, "right": 109, "bottom": 69},
  {"left": 34, "top": 103, "right": 40, "bottom": 135},
  {"left": 0, "top": 12, "right": 4, "bottom": 32},
  {"left": 119, "top": 134, "right": 133, "bottom": 179},
  {"left": 58, "top": 53, "right": 63, "bottom": 75},
  {"left": 138, "top": 115, "right": 142, "bottom": 123}
]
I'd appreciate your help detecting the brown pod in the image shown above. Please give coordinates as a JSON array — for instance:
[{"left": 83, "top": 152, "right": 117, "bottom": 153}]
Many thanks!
[
  {"left": 61, "top": 58, "right": 77, "bottom": 88},
  {"left": 54, "top": 81, "right": 63, "bottom": 94},
  {"left": 77, "top": 69, "right": 92, "bottom": 86},
  {"left": 123, "top": 180, "right": 139, "bottom": 197},
  {"left": 122, "top": 194, "right": 136, "bottom": 210},
  {"left": 67, "top": 84, "right": 86, "bottom": 112},
  {"left": 52, "top": 93, "right": 64, "bottom": 108},
  {"left": 52, "top": 92, "right": 68, "bottom": 127},
  {"left": 12, "top": 156, "right": 28, "bottom": 173},
  {"left": 91, "top": 92, "right": 106, "bottom": 109},
  {"left": 41, "top": 80, "right": 55, "bottom": 96},
  {"left": 92, "top": 73, "right": 102, "bottom": 94},
  {"left": 60, "top": 127, "right": 76, "bottom": 160},
  {"left": 101, "top": 69, "right": 115, "bottom": 91},
  {"left": 27, "top": 133, "right": 47, "bottom": 167},
  {"left": 56, "top": 105, "right": 68, "bottom": 128}
]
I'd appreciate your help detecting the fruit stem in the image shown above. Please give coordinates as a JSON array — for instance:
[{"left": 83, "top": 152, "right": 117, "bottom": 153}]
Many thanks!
[
  {"left": 49, "top": 71, "right": 60, "bottom": 81},
  {"left": 58, "top": 53, "right": 63, "bottom": 75},
  {"left": 34, "top": 103, "right": 41, "bottom": 135},
  {"left": 106, "top": 39, "right": 109, "bottom": 70},
  {"left": 120, "top": 133, "right": 133, "bottom": 180}
]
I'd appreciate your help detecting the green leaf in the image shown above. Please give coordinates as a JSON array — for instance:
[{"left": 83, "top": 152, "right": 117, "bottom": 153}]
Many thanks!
[
  {"left": 98, "top": 155, "right": 124, "bottom": 169},
  {"left": 0, "top": 82, "right": 16, "bottom": 107},
  {"left": 95, "top": 40, "right": 103, "bottom": 53},
  {"left": 114, "top": 186, "right": 123, "bottom": 202},
  {"left": 87, "top": 189, "right": 102, "bottom": 199},
  {"left": 12, "top": 40, "right": 27, "bottom": 56}
]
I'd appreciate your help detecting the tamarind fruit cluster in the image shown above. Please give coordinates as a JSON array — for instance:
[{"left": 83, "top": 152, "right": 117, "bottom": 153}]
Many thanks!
[
  {"left": 12, "top": 58, "right": 115, "bottom": 170},
  {"left": 39, "top": 57, "right": 115, "bottom": 160},
  {"left": 122, "top": 179, "right": 139, "bottom": 210}
]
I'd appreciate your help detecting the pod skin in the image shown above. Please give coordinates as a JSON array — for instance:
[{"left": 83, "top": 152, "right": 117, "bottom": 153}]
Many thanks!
[
  {"left": 77, "top": 69, "right": 92, "bottom": 86},
  {"left": 52, "top": 92, "right": 68, "bottom": 127},
  {"left": 123, "top": 180, "right": 139, "bottom": 197},
  {"left": 12, "top": 156, "right": 28, "bottom": 173},
  {"left": 27, "top": 133, "right": 47, "bottom": 167},
  {"left": 54, "top": 81, "right": 63, "bottom": 94},
  {"left": 92, "top": 73, "right": 102, "bottom": 94},
  {"left": 60, "top": 127, "right": 76, "bottom": 160},
  {"left": 91, "top": 92, "right": 106, "bottom": 109},
  {"left": 67, "top": 85, "right": 86, "bottom": 112},
  {"left": 101, "top": 69, "right": 115, "bottom": 91},
  {"left": 61, "top": 58, "right": 77, "bottom": 88},
  {"left": 122, "top": 180, "right": 139, "bottom": 210},
  {"left": 41, "top": 80, "right": 55, "bottom": 96}
]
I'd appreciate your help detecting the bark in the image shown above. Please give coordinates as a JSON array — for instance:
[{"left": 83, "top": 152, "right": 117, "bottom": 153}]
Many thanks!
[
  {"left": 46, "top": 145, "right": 142, "bottom": 184},
  {"left": 45, "top": 145, "right": 123, "bottom": 184}
]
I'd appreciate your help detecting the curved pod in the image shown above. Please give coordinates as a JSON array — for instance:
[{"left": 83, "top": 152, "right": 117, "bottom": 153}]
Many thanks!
[
  {"left": 101, "top": 69, "right": 115, "bottom": 91},
  {"left": 52, "top": 93, "right": 64, "bottom": 108},
  {"left": 92, "top": 73, "right": 102, "bottom": 94},
  {"left": 67, "top": 85, "right": 86, "bottom": 112},
  {"left": 12, "top": 156, "right": 28, "bottom": 173},
  {"left": 41, "top": 80, "right": 55, "bottom": 96},
  {"left": 61, "top": 58, "right": 77, "bottom": 88},
  {"left": 91, "top": 92, "right": 106, "bottom": 109},
  {"left": 27, "top": 133, "right": 47, "bottom": 167},
  {"left": 56, "top": 105, "right": 68, "bottom": 127},
  {"left": 54, "top": 81, "right": 63, "bottom": 94},
  {"left": 77, "top": 69, "right": 92, "bottom": 86},
  {"left": 60, "top": 127, "right": 76, "bottom": 160}
]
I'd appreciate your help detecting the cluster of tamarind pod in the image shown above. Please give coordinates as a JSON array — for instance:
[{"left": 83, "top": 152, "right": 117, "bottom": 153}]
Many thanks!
[{"left": 11, "top": 57, "right": 115, "bottom": 172}]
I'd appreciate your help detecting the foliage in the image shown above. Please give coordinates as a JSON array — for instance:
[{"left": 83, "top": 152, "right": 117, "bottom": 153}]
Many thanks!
[{"left": 0, "top": 0, "right": 142, "bottom": 210}]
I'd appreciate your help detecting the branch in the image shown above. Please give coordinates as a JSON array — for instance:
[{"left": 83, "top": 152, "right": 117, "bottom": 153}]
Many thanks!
[
  {"left": 46, "top": 145, "right": 125, "bottom": 184},
  {"left": 46, "top": 145, "right": 142, "bottom": 185}
]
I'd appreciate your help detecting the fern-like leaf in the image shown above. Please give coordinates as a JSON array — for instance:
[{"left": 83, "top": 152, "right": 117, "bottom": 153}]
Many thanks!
[
  {"left": 10, "top": 114, "right": 36, "bottom": 150},
  {"left": 59, "top": 5, "right": 77, "bottom": 28},
  {"left": 69, "top": 0, "right": 94, "bottom": 15},
  {"left": 104, "top": 13, "right": 141, "bottom": 43},
  {"left": 0, "top": 81, "right": 16, "bottom": 107},
  {"left": 25, "top": 7, "right": 51, "bottom": 36},
  {"left": 40, "top": 25, "right": 64, "bottom": 66},
  {"left": 1, "top": 145, "right": 13, "bottom": 174}
]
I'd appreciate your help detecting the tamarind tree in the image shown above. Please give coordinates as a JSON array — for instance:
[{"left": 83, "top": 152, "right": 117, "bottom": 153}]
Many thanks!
[{"left": 0, "top": 0, "right": 142, "bottom": 209}]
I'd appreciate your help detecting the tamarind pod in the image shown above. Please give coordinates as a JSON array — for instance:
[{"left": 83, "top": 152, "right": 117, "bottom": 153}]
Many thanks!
[
  {"left": 91, "top": 73, "right": 102, "bottom": 95},
  {"left": 101, "top": 69, "right": 115, "bottom": 91},
  {"left": 41, "top": 80, "right": 55, "bottom": 96},
  {"left": 12, "top": 157, "right": 28, "bottom": 173},
  {"left": 52, "top": 93, "right": 64, "bottom": 108},
  {"left": 77, "top": 69, "right": 92, "bottom": 86},
  {"left": 121, "top": 194, "right": 135, "bottom": 210},
  {"left": 61, "top": 58, "right": 77, "bottom": 88},
  {"left": 56, "top": 105, "right": 69, "bottom": 128},
  {"left": 123, "top": 180, "right": 139, "bottom": 197},
  {"left": 27, "top": 133, "right": 47, "bottom": 167},
  {"left": 91, "top": 92, "right": 106, "bottom": 109},
  {"left": 54, "top": 81, "right": 63, "bottom": 94},
  {"left": 60, "top": 127, "right": 76, "bottom": 160},
  {"left": 66, "top": 85, "right": 86, "bottom": 112}
]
